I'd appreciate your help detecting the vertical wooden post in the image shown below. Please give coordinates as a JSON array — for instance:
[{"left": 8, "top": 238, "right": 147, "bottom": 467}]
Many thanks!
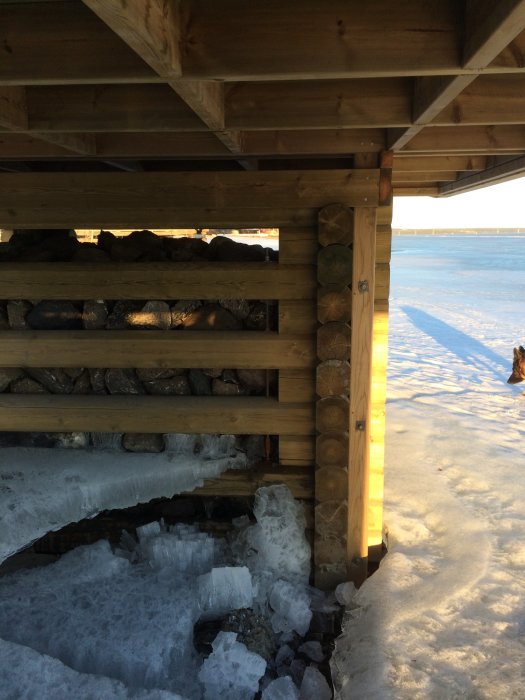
[
  {"left": 347, "top": 208, "right": 377, "bottom": 585},
  {"left": 314, "top": 204, "right": 353, "bottom": 589}
]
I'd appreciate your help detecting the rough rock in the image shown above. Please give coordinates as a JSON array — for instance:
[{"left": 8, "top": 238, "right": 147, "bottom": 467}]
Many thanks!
[
  {"left": 72, "top": 369, "right": 92, "bottom": 394},
  {"left": 26, "top": 301, "right": 82, "bottom": 330},
  {"left": 245, "top": 302, "right": 268, "bottom": 330},
  {"left": 180, "top": 303, "right": 242, "bottom": 330},
  {"left": 72, "top": 246, "right": 110, "bottom": 263},
  {"left": 212, "top": 378, "right": 246, "bottom": 396},
  {"left": 221, "top": 608, "right": 276, "bottom": 663},
  {"left": 63, "top": 367, "right": 84, "bottom": 380},
  {"left": 106, "top": 301, "right": 143, "bottom": 330},
  {"left": 188, "top": 369, "right": 212, "bottom": 395},
  {"left": 8, "top": 229, "right": 78, "bottom": 261},
  {"left": 108, "top": 230, "right": 165, "bottom": 261},
  {"left": 170, "top": 300, "right": 202, "bottom": 327},
  {"left": 237, "top": 368, "right": 267, "bottom": 393},
  {"left": 0, "top": 368, "right": 25, "bottom": 392},
  {"left": 105, "top": 368, "right": 144, "bottom": 395},
  {"left": 0, "top": 305, "right": 9, "bottom": 330},
  {"left": 143, "top": 375, "right": 191, "bottom": 396},
  {"left": 7, "top": 300, "right": 32, "bottom": 329},
  {"left": 202, "top": 368, "right": 223, "bottom": 378},
  {"left": 219, "top": 298, "right": 250, "bottom": 320},
  {"left": 89, "top": 368, "right": 107, "bottom": 394},
  {"left": 83, "top": 300, "right": 108, "bottom": 329},
  {"left": 122, "top": 433, "right": 165, "bottom": 453},
  {"left": 133, "top": 300, "right": 171, "bottom": 330},
  {"left": 25, "top": 368, "right": 74, "bottom": 394},
  {"left": 10, "top": 376, "right": 49, "bottom": 394},
  {"left": 136, "top": 368, "right": 180, "bottom": 382}
]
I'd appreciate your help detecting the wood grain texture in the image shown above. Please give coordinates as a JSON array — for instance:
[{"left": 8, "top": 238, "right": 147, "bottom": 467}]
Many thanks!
[
  {"left": 192, "top": 465, "right": 314, "bottom": 498},
  {"left": 0, "top": 395, "right": 314, "bottom": 435},
  {"left": 0, "top": 262, "right": 316, "bottom": 300},
  {"left": 0, "top": 331, "right": 315, "bottom": 369},
  {"left": 347, "top": 207, "right": 377, "bottom": 583}
]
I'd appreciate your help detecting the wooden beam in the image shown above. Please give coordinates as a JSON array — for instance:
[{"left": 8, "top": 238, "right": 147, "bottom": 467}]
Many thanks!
[
  {"left": 391, "top": 0, "right": 525, "bottom": 150},
  {"left": 0, "top": 395, "right": 314, "bottom": 435},
  {"left": 0, "top": 170, "right": 381, "bottom": 228},
  {"left": 33, "top": 132, "right": 97, "bottom": 156},
  {"left": 392, "top": 171, "right": 458, "bottom": 183},
  {"left": 0, "top": 87, "right": 28, "bottom": 130},
  {"left": 347, "top": 207, "right": 376, "bottom": 585},
  {"left": 179, "top": 0, "right": 462, "bottom": 80},
  {"left": 0, "top": 262, "right": 316, "bottom": 301},
  {"left": 0, "top": 331, "right": 315, "bottom": 369},
  {"left": 192, "top": 465, "right": 314, "bottom": 499},
  {"left": 0, "top": 134, "right": 74, "bottom": 158},
  {"left": 394, "top": 186, "right": 440, "bottom": 196},
  {"left": 96, "top": 131, "right": 232, "bottom": 157},
  {"left": 0, "top": 1, "right": 160, "bottom": 86},
  {"left": 26, "top": 85, "right": 206, "bottom": 133},
  {"left": 241, "top": 129, "right": 385, "bottom": 155},
  {"left": 393, "top": 155, "right": 486, "bottom": 172},
  {"left": 226, "top": 79, "right": 412, "bottom": 130},
  {"left": 82, "top": 0, "right": 181, "bottom": 78},
  {"left": 402, "top": 125, "right": 525, "bottom": 153},
  {"left": 438, "top": 154, "right": 525, "bottom": 194},
  {"left": 433, "top": 74, "right": 525, "bottom": 126}
]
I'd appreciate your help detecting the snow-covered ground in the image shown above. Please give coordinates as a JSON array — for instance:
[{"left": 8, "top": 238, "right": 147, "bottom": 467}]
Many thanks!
[{"left": 334, "top": 234, "right": 525, "bottom": 699}]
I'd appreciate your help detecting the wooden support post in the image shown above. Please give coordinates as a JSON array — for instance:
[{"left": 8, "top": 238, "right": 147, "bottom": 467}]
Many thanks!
[
  {"left": 314, "top": 203, "right": 353, "bottom": 589},
  {"left": 347, "top": 208, "right": 377, "bottom": 585}
]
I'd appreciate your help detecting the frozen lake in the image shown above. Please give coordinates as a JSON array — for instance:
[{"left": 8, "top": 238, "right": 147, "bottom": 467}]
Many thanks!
[{"left": 334, "top": 234, "right": 525, "bottom": 699}]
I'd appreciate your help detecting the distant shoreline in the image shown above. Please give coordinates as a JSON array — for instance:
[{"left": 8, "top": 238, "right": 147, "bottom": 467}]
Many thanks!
[{"left": 393, "top": 228, "right": 525, "bottom": 235}]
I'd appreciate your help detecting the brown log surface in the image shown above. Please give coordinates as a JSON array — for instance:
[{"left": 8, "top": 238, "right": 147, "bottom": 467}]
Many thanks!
[
  {"left": 318, "top": 204, "right": 354, "bottom": 246},
  {"left": 317, "top": 245, "right": 353, "bottom": 286},
  {"left": 317, "top": 321, "right": 351, "bottom": 362},
  {"left": 317, "top": 285, "right": 352, "bottom": 324}
]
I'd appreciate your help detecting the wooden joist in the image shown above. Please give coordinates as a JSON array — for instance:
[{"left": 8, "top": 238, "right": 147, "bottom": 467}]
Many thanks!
[
  {"left": 0, "top": 395, "right": 314, "bottom": 435},
  {"left": 0, "top": 331, "right": 315, "bottom": 370},
  {"left": 0, "top": 262, "right": 315, "bottom": 300}
]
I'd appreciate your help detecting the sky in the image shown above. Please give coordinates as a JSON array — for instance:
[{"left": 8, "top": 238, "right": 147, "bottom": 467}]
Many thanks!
[{"left": 392, "top": 175, "right": 525, "bottom": 229}]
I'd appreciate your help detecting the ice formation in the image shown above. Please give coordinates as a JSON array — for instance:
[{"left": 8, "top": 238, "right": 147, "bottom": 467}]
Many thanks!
[
  {"left": 299, "top": 666, "right": 332, "bottom": 700},
  {"left": 0, "top": 484, "right": 336, "bottom": 698},
  {"left": 198, "top": 632, "right": 266, "bottom": 700},
  {"left": 0, "top": 433, "right": 246, "bottom": 563}
]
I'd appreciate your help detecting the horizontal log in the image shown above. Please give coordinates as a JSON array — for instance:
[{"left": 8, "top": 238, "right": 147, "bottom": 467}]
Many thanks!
[
  {"left": 192, "top": 465, "right": 314, "bottom": 499},
  {"left": 0, "top": 170, "right": 381, "bottom": 228},
  {"left": 278, "top": 369, "right": 316, "bottom": 404},
  {"left": 0, "top": 262, "right": 315, "bottom": 300},
  {"left": 278, "top": 300, "right": 318, "bottom": 334},
  {"left": 0, "top": 331, "right": 315, "bottom": 369},
  {"left": 279, "top": 435, "right": 316, "bottom": 466},
  {"left": 278, "top": 227, "right": 318, "bottom": 264},
  {"left": 0, "top": 395, "right": 314, "bottom": 435}
]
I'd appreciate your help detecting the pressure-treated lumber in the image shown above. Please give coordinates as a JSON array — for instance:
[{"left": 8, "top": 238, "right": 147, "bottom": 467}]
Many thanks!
[
  {"left": 0, "top": 331, "right": 315, "bottom": 369},
  {"left": 404, "top": 125, "right": 525, "bottom": 154},
  {"left": 318, "top": 204, "right": 354, "bottom": 246},
  {"left": 317, "top": 322, "right": 351, "bottom": 362},
  {"left": 278, "top": 301, "right": 317, "bottom": 334},
  {"left": 316, "top": 396, "right": 349, "bottom": 434},
  {"left": 0, "top": 87, "right": 28, "bottom": 130},
  {"left": 347, "top": 207, "right": 377, "bottom": 585},
  {"left": 0, "top": 395, "right": 314, "bottom": 435},
  {"left": 192, "top": 465, "right": 314, "bottom": 499},
  {"left": 0, "top": 262, "right": 315, "bottom": 300},
  {"left": 317, "top": 245, "right": 353, "bottom": 287},
  {"left": 317, "top": 286, "right": 352, "bottom": 324},
  {"left": 0, "top": 170, "right": 381, "bottom": 228}
]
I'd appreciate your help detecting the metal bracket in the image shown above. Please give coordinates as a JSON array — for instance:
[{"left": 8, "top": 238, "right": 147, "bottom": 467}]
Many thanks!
[{"left": 355, "top": 420, "right": 366, "bottom": 431}]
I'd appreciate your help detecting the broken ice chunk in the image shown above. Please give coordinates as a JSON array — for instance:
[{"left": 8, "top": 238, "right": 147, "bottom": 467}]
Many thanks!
[
  {"left": 299, "top": 666, "right": 332, "bottom": 700},
  {"left": 298, "top": 641, "right": 325, "bottom": 663},
  {"left": 262, "top": 675, "right": 300, "bottom": 699},
  {"left": 269, "top": 580, "right": 312, "bottom": 636},
  {"left": 334, "top": 581, "right": 357, "bottom": 607},
  {"left": 198, "top": 631, "right": 266, "bottom": 700},
  {"left": 198, "top": 567, "right": 253, "bottom": 617},
  {"left": 136, "top": 521, "right": 162, "bottom": 542}
]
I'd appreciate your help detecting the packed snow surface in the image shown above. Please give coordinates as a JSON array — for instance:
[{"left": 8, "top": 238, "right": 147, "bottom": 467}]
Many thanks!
[{"left": 333, "top": 235, "right": 525, "bottom": 699}]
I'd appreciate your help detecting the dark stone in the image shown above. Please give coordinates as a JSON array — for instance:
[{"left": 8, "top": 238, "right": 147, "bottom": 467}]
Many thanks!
[
  {"left": 211, "top": 378, "right": 245, "bottom": 396},
  {"left": 122, "top": 433, "right": 165, "bottom": 453},
  {"left": 221, "top": 609, "right": 276, "bottom": 662},
  {"left": 133, "top": 300, "right": 171, "bottom": 330},
  {"left": 89, "top": 368, "right": 107, "bottom": 394},
  {"left": 170, "top": 300, "right": 202, "bottom": 327},
  {"left": 245, "top": 302, "right": 267, "bottom": 330},
  {"left": 83, "top": 300, "right": 108, "bottom": 329},
  {"left": 25, "top": 368, "right": 74, "bottom": 394},
  {"left": 237, "top": 435, "right": 266, "bottom": 464},
  {"left": 136, "top": 368, "right": 181, "bottom": 382},
  {"left": 10, "top": 376, "right": 49, "bottom": 394},
  {"left": 97, "top": 230, "right": 116, "bottom": 253},
  {"left": 109, "top": 230, "right": 165, "bottom": 262},
  {"left": 72, "top": 369, "right": 92, "bottom": 394},
  {"left": 106, "top": 301, "right": 143, "bottom": 329},
  {"left": 203, "top": 368, "right": 223, "bottom": 378},
  {"left": 0, "top": 368, "right": 25, "bottom": 392},
  {"left": 219, "top": 298, "right": 250, "bottom": 320},
  {"left": 180, "top": 303, "right": 242, "bottom": 330},
  {"left": 164, "top": 236, "right": 209, "bottom": 262},
  {"left": 236, "top": 368, "right": 267, "bottom": 394},
  {"left": 0, "top": 305, "right": 9, "bottom": 330},
  {"left": 8, "top": 229, "right": 78, "bottom": 262},
  {"left": 7, "top": 300, "right": 32, "bottom": 329},
  {"left": 188, "top": 369, "right": 212, "bottom": 396},
  {"left": 63, "top": 367, "right": 84, "bottom": 380},
  {"left": 27, "top": 301, "right": 82, "bottom": 330},
  {"left": 144, "top": 375, "right": 191, "bottom": 395},
  {"left": 206, "top": 236, "right": 267, "bottom": 262},
  {"left": 105, "top": 368, "right": 144, "bottom": 395}
]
